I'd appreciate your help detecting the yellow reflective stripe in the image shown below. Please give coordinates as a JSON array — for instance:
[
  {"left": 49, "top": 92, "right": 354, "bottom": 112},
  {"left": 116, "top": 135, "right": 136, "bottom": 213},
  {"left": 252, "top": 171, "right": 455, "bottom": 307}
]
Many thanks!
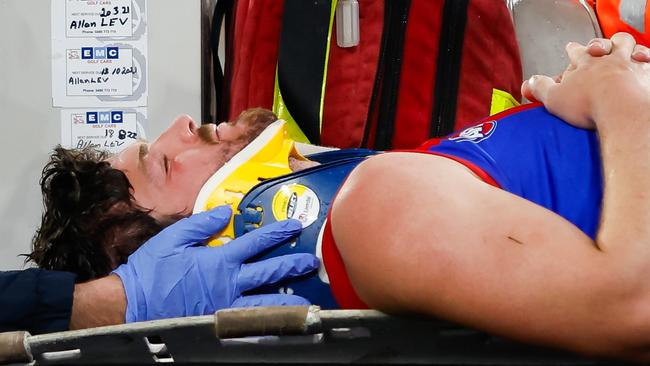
[
  {"left": 273, "top": 70, "right": 311, "bottom": 143},
  {"left": 319, "top": 0, "right": 338, "bottom": 133},
  {"left": 272, "top": 0, "right": 337, "bottom": 143},
  {"left": 490, "top": 88, "right": 520, "bottom": 116}
]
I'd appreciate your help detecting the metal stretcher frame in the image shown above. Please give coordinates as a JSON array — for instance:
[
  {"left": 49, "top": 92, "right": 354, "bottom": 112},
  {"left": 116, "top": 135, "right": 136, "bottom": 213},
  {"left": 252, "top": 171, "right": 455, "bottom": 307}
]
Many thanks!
[
  {"left": 0, "top": 306, "right": 616, "bottom": 365},
  {"left": 0, "top": 2, "right": 616, "bottom": 365}
]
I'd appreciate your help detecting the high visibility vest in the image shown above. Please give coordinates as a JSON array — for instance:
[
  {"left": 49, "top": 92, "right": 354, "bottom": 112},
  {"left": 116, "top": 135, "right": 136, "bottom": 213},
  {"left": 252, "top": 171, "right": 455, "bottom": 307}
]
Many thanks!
[{"left": 595, "top": 0, "right": 650, "bottom": 45}]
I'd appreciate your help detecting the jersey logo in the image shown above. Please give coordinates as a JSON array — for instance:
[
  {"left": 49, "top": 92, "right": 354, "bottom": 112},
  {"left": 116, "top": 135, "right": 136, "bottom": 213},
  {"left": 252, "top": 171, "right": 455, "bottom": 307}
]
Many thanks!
[{"left": 448, "top": 120, "right": 497, "bottom": 143}]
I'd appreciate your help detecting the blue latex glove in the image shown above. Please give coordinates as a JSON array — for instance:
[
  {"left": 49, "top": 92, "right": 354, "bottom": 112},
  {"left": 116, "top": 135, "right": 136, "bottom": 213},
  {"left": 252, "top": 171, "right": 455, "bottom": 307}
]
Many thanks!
[{"left": 113, "top": 205, "right": 319, "bottom": 322}]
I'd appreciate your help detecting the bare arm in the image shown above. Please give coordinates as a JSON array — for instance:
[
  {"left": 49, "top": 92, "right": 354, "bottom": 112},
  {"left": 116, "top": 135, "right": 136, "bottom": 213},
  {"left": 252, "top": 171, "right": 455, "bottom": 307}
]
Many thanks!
[
  {"left": 332, "top": 33, "right": 650, "bottom": 359},
  {"left": 524, "top": 33, "right": 650, "bottom": 256},
  {"left": 69, "top": 274, "right": 126, "bottom": 329},
  {"left": 332, "top": 153, "right": 647, "bottom": 357}
]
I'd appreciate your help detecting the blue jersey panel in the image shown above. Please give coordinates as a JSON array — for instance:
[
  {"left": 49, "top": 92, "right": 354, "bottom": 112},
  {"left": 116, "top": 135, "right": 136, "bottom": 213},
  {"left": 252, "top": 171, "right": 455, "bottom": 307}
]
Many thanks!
[{"left": 427, "top": 106, "right": 604, "bottom": 239}]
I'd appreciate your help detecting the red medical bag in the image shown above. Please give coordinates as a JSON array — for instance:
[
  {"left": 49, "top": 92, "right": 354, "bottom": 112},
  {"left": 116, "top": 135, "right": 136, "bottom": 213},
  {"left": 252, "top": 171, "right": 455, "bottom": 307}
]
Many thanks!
[{"left": 212, "top": 0, "right": 522, "bottom": 149}]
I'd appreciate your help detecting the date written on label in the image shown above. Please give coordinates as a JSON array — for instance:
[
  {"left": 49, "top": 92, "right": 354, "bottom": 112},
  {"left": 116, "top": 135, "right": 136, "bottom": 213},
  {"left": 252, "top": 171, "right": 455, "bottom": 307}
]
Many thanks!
[
  {"left": 66, "top": 0, "right": 135, "bottom": 37},
  {"left": 100, "top": 5, "right": 130, "bottom": 17},
  {"left": 104, "top": 129, "right": 137, "bottom": 139},
  {"left": 100, "top": 66, "right": 138, "bottom": 75}
]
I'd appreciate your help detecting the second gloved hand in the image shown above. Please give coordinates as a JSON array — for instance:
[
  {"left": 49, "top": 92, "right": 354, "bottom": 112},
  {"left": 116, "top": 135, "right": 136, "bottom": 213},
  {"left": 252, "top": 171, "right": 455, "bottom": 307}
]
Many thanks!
[{"left": 113, "top": 205, "right": 319, "bottom": 322}]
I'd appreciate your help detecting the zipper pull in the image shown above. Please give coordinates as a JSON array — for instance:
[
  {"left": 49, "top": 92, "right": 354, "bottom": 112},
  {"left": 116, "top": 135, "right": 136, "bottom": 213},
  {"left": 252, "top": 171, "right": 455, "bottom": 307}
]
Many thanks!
[{"left": 336, "top": 0, "right": 360, "bottom": 47}]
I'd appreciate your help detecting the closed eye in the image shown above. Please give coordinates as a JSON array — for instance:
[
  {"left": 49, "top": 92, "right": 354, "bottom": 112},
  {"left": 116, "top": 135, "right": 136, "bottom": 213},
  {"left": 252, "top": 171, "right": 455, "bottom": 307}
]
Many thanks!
[
  {"left": 163, "top": 155, "right": 170, "bottom": 175},
  {"left": 138, "top": 143, "right": 148, "bottom": 160}
]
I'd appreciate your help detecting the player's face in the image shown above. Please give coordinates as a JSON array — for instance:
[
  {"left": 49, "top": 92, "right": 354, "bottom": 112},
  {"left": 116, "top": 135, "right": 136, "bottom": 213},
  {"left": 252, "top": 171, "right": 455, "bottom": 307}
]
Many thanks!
[{"left": 110, "top": 112, "right": 270, "bottom": 219}]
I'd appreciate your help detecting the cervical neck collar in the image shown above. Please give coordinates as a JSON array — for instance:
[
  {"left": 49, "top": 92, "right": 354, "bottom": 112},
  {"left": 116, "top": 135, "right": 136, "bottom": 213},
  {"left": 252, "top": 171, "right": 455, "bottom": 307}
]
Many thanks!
[
  {"left": 193, "top": 120, "right": 307, "bottom": 245},
  {"left": 194, "top": 125, "right": 378, "bottom": 307}
]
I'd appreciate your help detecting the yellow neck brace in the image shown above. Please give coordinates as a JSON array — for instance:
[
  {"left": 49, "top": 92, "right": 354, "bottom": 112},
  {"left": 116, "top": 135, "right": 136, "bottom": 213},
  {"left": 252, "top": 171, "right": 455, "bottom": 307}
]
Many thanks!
[{"left": 192, "top": 120, "right": 304, "bottom": 246}]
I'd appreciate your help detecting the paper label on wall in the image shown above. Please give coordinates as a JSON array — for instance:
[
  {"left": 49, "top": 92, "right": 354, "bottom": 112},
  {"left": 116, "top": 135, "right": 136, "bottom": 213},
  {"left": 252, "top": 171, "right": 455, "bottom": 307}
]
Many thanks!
[
  {"left": 54, "top": 0, "right": 147, "bottom": 40},
  {"left": 53, "top": 41, "right": 147, "bottom": 107},
  {"left": 52, "top": 0, "right": 147, "bottom": 107},
  {"left": 60, "top": 108, "right": 147, "bottom": 153},
  {"left": 66, "top": 46, "right": 135, "bottom": 96}
]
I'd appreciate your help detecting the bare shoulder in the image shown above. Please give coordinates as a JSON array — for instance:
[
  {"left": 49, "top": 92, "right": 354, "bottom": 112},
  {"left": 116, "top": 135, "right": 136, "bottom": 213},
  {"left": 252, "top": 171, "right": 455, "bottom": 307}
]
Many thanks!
[
  {"left": 331, "top": 152, "right": 485, "bottom": 246},
  {"left": 329, "top": 152, "right": 650, "bottom": 356},
  {"left": 330, "top": 150, "right": 591, "bottom": 254},
  {"left": 333, "top": 151, "right": 479, "bottom": 205},
  {"left": 330, "top": 152, "right": 491, "bottom": 306}
]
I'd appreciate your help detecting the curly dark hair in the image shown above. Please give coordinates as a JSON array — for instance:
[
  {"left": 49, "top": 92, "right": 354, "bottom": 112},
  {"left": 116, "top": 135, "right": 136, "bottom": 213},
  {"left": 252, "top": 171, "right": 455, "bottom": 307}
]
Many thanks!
[
  {"left": 27, "top": 146, "right": 168, "bottom": 282},
  {"left": 28, "top": 109, "right": 279, "bottom": 282}
]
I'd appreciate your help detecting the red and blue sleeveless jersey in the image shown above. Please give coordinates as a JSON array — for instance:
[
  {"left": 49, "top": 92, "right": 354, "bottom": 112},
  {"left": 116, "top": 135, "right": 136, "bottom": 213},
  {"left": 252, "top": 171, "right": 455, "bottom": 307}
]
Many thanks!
[
  {"left": 327, "top": 103, "right": 605, "bottom": 308},
  {"left": 243, "top": 103, "right": 605, "bottom": 309},
  {"left": 420, "top": 103, "right": 604, "bottom": 239}
]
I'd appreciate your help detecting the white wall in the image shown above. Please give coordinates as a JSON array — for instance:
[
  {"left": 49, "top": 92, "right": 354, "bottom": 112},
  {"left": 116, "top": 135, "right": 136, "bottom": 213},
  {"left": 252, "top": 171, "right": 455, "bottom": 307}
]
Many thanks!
[{"left": 0, "top": 0, "right": 202, "bottom": 270}]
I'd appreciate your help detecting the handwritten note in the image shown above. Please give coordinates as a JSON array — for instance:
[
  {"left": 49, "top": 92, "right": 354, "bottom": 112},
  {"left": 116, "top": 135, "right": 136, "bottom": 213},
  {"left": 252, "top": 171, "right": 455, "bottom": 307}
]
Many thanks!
[
  {"left": 60, "top": 108, "right": 146, "bottom": 153},
  {"left": 66, "top": 47, "right": 135, "bottom": 96},
  {"left": 66, "top": 0, "right": 135, "bottom": 38},
  {"left": 53, "top": 0, "right": 148, "bottom": 152},
  {"left": 52, "top": 0, "right": 147, "bottom": 107}
]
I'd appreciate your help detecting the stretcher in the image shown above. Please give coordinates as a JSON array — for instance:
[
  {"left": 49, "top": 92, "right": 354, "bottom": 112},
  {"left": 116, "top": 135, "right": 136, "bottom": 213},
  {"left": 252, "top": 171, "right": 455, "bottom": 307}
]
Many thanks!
[
  {"left": 0, "top": 306, "right": 616, "bottom": 365},
  {"left": 0, "top": 1, "right": 615, "bottom": 365}
]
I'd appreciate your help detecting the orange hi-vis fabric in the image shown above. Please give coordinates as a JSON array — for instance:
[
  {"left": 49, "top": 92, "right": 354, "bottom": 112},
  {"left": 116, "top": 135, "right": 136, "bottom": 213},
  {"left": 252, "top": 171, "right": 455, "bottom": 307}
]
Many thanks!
[{"left": 595, "top": 0, "right": 650, "bottom": 45}]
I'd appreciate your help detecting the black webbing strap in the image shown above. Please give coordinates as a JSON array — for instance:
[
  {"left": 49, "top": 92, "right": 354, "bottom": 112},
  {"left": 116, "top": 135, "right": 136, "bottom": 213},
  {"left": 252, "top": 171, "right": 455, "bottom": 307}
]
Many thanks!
[
  {"left": 212, "top": 0, "right": 234, "bottom": 123},
  {"left": 429, "top": 0, "right": 469, "bottom": 137},
  {"left": 367, "top": 0, "right": 411, "bottom": 151},
  {"left": 277, "top": 0, "right": 333, "bottom": 145}
]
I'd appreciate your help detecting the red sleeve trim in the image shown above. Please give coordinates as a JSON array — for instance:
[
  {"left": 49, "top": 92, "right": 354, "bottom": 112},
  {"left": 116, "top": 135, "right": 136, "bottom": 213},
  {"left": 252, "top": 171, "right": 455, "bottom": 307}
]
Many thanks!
[
  {"left": 321, "top": 208, "right": 370, "bottom": 309},
  {"left": 417, "top": 102, "right": 543, "bottom": 151}
]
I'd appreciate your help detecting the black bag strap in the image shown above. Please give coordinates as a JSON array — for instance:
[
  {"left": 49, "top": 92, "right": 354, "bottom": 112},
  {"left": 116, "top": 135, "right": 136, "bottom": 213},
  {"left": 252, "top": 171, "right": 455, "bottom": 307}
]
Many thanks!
[
  {"left": 429, "top": 0, "right": 469, "bottom": 137},
  {"left": 276, "top": 0, "right": 334, "bottom": 145},
  {"left": 365, "top": 0, "right": 412, "bottom": 150},
  {"left": 212, "top": 0, "right": 234, "bottom": 123}
]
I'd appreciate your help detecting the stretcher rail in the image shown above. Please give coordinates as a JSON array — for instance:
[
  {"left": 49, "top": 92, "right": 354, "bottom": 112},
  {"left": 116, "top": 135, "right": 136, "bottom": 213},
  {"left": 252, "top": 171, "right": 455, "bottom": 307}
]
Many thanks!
[{"left": 0, "top": 306, "right": 618, "bottom": 365}]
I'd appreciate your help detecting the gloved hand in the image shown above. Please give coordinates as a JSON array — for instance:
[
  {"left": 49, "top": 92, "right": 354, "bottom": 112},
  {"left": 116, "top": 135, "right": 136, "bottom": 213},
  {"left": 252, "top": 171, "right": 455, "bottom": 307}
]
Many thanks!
[{"left": 113, "top": 205, "right": 319, "bottom": 322}]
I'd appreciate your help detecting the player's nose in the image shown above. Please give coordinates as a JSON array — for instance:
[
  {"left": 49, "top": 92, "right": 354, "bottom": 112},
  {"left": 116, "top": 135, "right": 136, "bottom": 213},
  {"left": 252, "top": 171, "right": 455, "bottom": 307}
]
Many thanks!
[
  {"left": 150, "top": 115, "right": 202, "bottom": 157},
  {"left": 161, "top": 115, "right": 201, "bottom": 145}
]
